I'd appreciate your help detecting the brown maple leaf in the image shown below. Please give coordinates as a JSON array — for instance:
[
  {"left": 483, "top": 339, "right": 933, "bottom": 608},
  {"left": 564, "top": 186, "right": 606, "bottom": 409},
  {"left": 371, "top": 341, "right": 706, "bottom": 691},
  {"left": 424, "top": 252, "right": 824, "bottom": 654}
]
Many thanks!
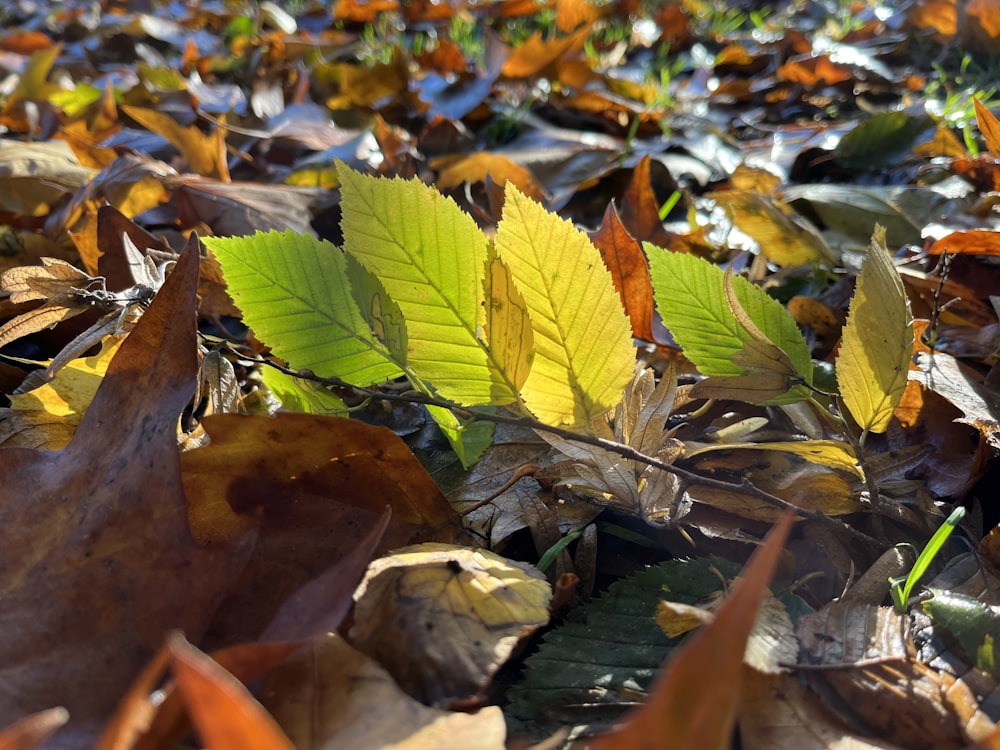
[{"left": 0, "top": 238, "right": 252, "bottom": 747}]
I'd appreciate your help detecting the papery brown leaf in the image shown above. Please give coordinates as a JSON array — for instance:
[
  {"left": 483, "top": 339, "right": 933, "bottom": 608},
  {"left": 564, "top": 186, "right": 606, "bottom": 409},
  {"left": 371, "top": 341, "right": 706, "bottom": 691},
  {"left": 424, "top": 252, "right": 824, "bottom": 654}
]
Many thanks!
[
  {"left": 0, "top": 708, "right": 70, "bottom": 750},
  {"left": 262, "top": 634, "right": 507, "bottom": 749},
  {"left": 259, "top": 507, "right": 390, "bottom": 642},
  {"left": 777, "top": 54, "right": 853, "bottom": 86},
  {"left": 589, "top": 203, "right": 658, "bottom": 344},
  {"left": 182, "top": 413, "right": 463, "bottom": 645},
  {"left": 168, "top": 633, "right": 294, "bottom": 750},
  {"left": 348, "top": 543, "right": 551, "bottom": 708},
  {"left": 975, "top": 99, "right": 1000, "bottom": 159},
  {"left": 0, "top": 242, "right": 252, "bottom": 747},
  {"left": 589, "top": 511, "right": 794, "bottom": 750},
  {"left": 170, "top": 175, "right": 322, "bottom": 236}
]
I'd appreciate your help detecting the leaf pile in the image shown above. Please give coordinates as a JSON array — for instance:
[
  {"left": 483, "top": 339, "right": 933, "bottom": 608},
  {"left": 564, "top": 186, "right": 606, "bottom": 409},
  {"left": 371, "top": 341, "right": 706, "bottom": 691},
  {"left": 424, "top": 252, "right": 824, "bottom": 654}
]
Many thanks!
[{"left": 1, "top": 0, "right": 1000, "bottom": 749}]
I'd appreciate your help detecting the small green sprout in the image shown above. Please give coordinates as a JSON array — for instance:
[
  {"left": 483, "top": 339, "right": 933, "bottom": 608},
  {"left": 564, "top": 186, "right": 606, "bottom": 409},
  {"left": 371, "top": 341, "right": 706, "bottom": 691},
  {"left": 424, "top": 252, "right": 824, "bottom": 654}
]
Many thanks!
[{"left": 889, "top": 506, "right": 966, "bottom": 613}]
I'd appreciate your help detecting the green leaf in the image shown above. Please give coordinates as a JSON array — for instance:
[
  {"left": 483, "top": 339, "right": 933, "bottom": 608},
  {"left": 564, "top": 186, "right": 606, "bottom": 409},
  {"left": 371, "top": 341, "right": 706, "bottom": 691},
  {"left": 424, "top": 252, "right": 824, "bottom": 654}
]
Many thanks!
[
  {"left": 261, "top": 367, "right": 348, "bottom": 416},
  {"left": 204, "top": 230, "right": 402, "bottom": 387},
  {"left": 424, "top": 403, "right": 495, "bottom": 468},
  {"left": 495, "top": 183, "right": 635, "bottom": 428},
  {"left": 922, "top": 589, "right": 1000, "bottom": 678},
  {"left": 835, "top": 225, "right": 913, "bottom": 435},
  {"left": 337, "top": 161, "right": 522, "bottom": 407},
  {"left": 646, "top": 247, "right": 812, "bottom": 404}
]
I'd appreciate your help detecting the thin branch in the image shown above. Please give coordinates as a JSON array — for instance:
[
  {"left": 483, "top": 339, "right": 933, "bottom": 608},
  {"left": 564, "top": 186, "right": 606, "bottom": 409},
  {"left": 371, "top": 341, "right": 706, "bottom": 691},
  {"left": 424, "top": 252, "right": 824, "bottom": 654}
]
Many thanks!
[{"left": 230, "top": 349, "right": 881, "bottom": 550}]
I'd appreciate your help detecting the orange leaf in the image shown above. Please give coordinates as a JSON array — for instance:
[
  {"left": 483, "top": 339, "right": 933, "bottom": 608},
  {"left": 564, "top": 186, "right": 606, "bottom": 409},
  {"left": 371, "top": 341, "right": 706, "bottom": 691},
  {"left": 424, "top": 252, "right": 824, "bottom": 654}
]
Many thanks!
[
  {"left": 0, "top": 708, "right": 69, "bottom": 750},
  {"left": 168, "top": 633, "right": 295, "bottom": 750},
  {"left": 975, "top": 97, "right": 1000, "bottom": 158},
  {"left": 589, "top": 202, "right": 658, "bottom": 344},
  {"left": 590, "top": 511, "right": 794, "bottom": 750},
  {"left": 928, "top": 229, "right": 1000, "bottom": 256}
]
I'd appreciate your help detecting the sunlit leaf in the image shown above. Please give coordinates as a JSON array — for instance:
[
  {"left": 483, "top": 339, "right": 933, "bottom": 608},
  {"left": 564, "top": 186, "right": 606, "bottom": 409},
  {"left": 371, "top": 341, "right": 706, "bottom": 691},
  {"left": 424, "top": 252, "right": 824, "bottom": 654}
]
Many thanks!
[
  {"left": 836, "top": 225, "right": 913, "bottom": 435},
  {"left": 204, "top": 230, "right": 403, "bottom": 389},
  {"left": 496, "top": 182, "right": 635, "bottom": 427},
  {"left": 337, "top": 161, "right": 523, "bottom": 407},
  {"left": 708, "top": 190, "right": 834, "bottom": 266},
  {"left": 684, "top": 439, "right": 863, "bottom": 478},
  {"left": 646, "top": 247, "right": 812, "bottom": 404}
]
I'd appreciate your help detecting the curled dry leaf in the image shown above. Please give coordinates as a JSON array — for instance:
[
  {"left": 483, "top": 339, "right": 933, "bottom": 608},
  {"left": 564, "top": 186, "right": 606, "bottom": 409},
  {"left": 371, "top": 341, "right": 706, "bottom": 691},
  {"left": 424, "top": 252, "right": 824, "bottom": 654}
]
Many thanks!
[
  {"left": 348, "top": 543, "right": 551, "bottom": 708},
  {"left": 262, "top": 634, "right": 507, "bottom": 750}
]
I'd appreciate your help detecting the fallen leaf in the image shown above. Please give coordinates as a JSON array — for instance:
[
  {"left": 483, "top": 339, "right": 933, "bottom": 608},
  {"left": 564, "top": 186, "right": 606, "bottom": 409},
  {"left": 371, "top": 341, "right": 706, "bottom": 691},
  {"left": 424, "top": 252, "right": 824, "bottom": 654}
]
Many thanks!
[
  {"left": 348, "top": 543, "right": 552, "bottom": 708},
  {"left": 262, "top": 633, "right": 507, "bottom": 749},
  {"left": 589, "top": 511, "right": 794, "bottom": 750},
  {"left": 0, "top": 241, "right": 252, "bottom": 747},
  {"left": 168, "top": 633, "right": 295, "bottom": 750}
]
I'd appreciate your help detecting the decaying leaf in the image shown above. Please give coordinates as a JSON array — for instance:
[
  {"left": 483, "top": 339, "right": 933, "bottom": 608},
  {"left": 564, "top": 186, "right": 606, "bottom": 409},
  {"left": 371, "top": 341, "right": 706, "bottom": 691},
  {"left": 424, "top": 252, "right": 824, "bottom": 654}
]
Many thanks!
[
  {"left": 262, "top": 634, "right": 507, "bottom": 750},
  {"left": 348, "top": 543, "right": 551, "bottom": 707},
  {"left": 0, "top": 241, "right": 252, "bottom": 747}
]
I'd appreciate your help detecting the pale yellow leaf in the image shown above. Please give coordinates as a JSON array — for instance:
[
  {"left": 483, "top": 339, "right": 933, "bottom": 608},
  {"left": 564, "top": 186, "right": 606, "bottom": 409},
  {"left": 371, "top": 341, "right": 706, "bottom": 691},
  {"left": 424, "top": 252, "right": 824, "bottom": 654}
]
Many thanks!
[
  {"left": 836, "top": 226, "right": 914, "bottom": 435},
  {"left": 495, "top": 183, "right": 634, "bottom": 428}
]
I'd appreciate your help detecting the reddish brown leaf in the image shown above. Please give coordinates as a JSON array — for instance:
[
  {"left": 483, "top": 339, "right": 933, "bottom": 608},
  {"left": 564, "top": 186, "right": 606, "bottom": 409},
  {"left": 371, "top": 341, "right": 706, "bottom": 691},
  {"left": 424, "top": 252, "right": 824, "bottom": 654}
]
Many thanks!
[
  {"left": 181, "top": 412, "right": 464, "bottom": 645},
  {"left": 589, "top": 511, "right": 794, "bottom": 750},
  {"left": 929, "top": 229, "right": 1000, "bottom": 256},
  {"left": 501, "top": 26, "right": 590, "bottom": 79},
  {"left": 589, "top": 202, "right": 658, "bottom": 344},
  {"left": 619, "top": 155, "right": 676, "bottom": 247},
  {"left": 975, "top": 98, "right": 1000, "bottom": 158},
  {"left": 0, "top": 708, "right": 69, "bottom": 750},
  {"left": 0, "top": 241, "right": 252, "bottom": 747},
  {"left": 168, "top": 633, "right": 295, "bottom": 750}
]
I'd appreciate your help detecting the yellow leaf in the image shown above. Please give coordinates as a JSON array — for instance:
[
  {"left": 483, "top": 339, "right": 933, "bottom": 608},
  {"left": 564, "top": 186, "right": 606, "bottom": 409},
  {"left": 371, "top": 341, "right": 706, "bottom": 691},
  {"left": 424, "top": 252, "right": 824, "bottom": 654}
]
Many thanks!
[
  {"left": 685, "top": 439, "right": 864, "bottom": 478},
  {"left": 836, "top": 226, "right": 914, "bottom": 435},
  {"left": 483, "top": 247, "right": 533, "bottom": 399},
  {"left": 708, "top": 190, "right": 835, "bottom": 266},
  {"left": 121, "top": 106, "right": 229, "bottom": 180},
  {"left": 10, "top": 335, "right": 124, "bottom": 418},
  {"left": 495, "top": 183, "right": 635, "bottom": 428}
]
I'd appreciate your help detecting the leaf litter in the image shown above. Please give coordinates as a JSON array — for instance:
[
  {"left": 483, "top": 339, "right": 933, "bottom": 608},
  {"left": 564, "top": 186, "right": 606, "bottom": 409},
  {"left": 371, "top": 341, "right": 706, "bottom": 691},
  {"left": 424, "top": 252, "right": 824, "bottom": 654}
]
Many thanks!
[{"left": 0, "top": 0, "right": 999, "bottom": 748}]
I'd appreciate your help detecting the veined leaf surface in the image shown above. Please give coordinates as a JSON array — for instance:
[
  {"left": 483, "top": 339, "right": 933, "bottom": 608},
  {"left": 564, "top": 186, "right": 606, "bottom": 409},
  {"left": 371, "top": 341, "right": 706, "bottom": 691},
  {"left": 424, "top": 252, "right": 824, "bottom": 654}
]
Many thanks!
[
  {"left": 495, "top": 183, "right": 634, "bottom": 428},
  {"left": 646, "top": 247, "right": 812, "bottom": 403},
  {"left": 337, "top": 162, "right": 520, "bottom": 406},
  {"left": 204, "top": 230, "right": 402, "bottom": 387},
  {"left": 836, "top": 226, "right": 913, "bottom": 435}
]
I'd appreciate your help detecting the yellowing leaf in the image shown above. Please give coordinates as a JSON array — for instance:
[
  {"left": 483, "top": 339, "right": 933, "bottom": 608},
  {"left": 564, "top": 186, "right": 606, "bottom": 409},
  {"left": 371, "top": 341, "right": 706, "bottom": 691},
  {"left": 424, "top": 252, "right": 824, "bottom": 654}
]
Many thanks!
[
  {"left": 685, "top": 439, "right": 863, "bottom": 479},
  {"left": 121, "top": 105, "right": 229, "bottom": 180},
  {"left": 337, "top": 162, "right": 522, "bottom": 407},
  {"left": 495, "top": 183, "right": 634, "bottom": 428},
  {"left": 10, "top": 335, "right": 123, "bottom": 418},
  {"left": 836, "top": 226, "right": 913, "bottom": 435},
  {"left": 484, "top": 246, "right": 534, "bottom": 399},
  {"left": 349, "top": 543, "right": 551, "bottom": 707},
  {"left": 708, "top": 190, "right": 834, "bottom": 267}
]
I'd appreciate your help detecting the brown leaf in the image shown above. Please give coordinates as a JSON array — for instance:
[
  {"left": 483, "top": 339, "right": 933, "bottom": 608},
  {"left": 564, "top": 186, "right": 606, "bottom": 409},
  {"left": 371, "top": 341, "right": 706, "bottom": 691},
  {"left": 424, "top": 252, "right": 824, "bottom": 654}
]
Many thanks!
[
  {"left": 348, "top": 543, "right": 552, "bottom": 708},
  {"left": 181, "top": 412, "right": 464, "bottom": 645},
  {"left": 262, "top": 634, "right": 507, "bottom": 749},
  {"left": 589, "top": 203, "right": 658, "bottom": 343},
  {"left": 975, "top": 99, "right": 1000, "bottom": 159},
  {"left": 0, "top": 708, "right": 70, "bottom": 750},
  {"left": 501, "top": 26, "right": 590, "bottom": 79},
  {"left": 0, "top": 242, "right": 251, "bottom": 747},
  {"left": 618, "top": 155, "right": 676, "bottom": 247},
  {"left": 168, "top": 633, "right": 295, "bottom": 750},
  {"left": 589, "top": 511, "right": 794, "bottom": 750},
  {"left": 121, "top": 106, "right": 229, "bottom": 181}
]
